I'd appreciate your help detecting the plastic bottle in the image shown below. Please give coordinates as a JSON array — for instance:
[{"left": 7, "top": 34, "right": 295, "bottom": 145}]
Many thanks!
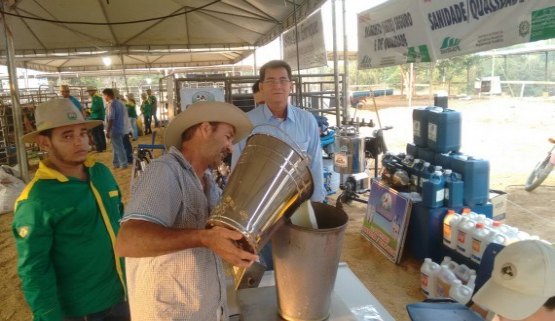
[
  {"left": 436, "top": 265, "right": 458, "bottom": 298},
  {"left": 440, "top": 256, "right": 459, "bottom": 272},
  {"left": 420, "top": 258, "right": 440, "bottom": 298},
  {"left": 449, "top": 279, "right": 473, "bottom": 304},
  {"left": 411, "top": 159, "right": 425, "bottom": 192},
  {"left": 443, "top": 210, "right": 461, "bottom": 249},
  {"left": 456, "top": 215, "right": 476, "bottom": 257},
  {"left": 444, "top": 169, "right": 464, "bottom": 208},
  {"left": 471, "top": 222, "right": 492, "bottom": 264},
  {"left": 454, "top": 264, "right": 476, "bottom": 285},
  {"left": 422, "top": 170, "right": 446, "bottom": 208}
]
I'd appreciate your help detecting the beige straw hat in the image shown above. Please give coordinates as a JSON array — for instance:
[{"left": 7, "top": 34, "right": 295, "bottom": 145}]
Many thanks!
[
  {"left": 164, "top": 101, "right": 252, "bottom": 149},
  {"left": 22, "top": 99, "right": 103, "bottom": 143}
]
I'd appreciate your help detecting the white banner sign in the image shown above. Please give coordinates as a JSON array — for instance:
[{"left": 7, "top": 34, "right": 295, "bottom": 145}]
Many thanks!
[
  {"left": 179, "top": 88, "right": 224, "bottom": 111},
  {"left": 357, "top": 0, "right": 555, "bottom": 69},
  {"left": 283, "top": 10, "right": 327, "bottom": 71}
]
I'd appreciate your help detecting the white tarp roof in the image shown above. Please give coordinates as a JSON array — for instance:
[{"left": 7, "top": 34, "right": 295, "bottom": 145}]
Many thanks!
[{"left": 0, "top": 0, "right": 326, "bottom": 71}]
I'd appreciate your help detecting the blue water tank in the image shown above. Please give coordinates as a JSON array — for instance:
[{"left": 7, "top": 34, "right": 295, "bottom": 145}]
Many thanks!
[
  {"left": 451, "top": 155, "right": 490, "bottom": 206},
  {"left": 407, "top": 204, "right": 450, "bottom": 261},
  {"left": 427, "top": 107, "right": 462, "bottom": 153}
]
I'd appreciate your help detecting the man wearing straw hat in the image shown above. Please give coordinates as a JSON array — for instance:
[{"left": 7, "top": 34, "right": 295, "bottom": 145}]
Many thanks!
[
  {"left": 86, "top": 86, "right": 107, "bottom": 152},
  {"left": 12, "top": 98, "right": 129, "bottom": 321},
  {"left": 116, "top": 101, "right": 258, "bottom": 321}
]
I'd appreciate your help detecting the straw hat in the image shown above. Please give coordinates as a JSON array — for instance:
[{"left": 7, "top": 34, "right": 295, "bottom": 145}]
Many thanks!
[
  {"left": 22, "top": 99, "right": 103, "bottom": 143},
  {"left": 164, "top": 101, "right": 252, "bottom": 149},
  {"left": 86, "top": 86, "right": 97, "bottom": 92}
]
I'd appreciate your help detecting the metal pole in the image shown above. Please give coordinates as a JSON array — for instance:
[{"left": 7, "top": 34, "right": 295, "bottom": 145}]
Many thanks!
[
  {"left": 120, "top": 55, "right": 129, "bottom": 94},
  {"left": 1, "top": 4, "right": 29, "bottom": 182},
  {"left": 253, "top": 50, "right": 258, "bottom": 76},
  {"left": 332, "top": 0, "right": 340, "bottom": 127},
  {"left": 342, "top": 0, "right": 349, "bottom": 122}
]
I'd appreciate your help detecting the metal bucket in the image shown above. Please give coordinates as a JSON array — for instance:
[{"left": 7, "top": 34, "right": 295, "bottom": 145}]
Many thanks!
[
  {"left": 206, "top": 133, "right": 313, "bottom": 254},
  {"left": 333, "top": 126, "right": 366, "bottom": 174},
  {"left": 272, "top": 202, "right": 348, "bottom": 321}
]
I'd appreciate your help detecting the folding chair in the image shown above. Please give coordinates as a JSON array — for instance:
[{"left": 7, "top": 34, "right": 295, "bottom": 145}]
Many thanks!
[{"left": 406, "top": 242, "right": 505, "bottom": 321}]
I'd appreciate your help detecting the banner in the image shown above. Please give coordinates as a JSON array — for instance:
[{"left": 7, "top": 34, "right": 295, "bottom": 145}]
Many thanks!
[
  {"left": 283, "top": 10, "right": 327, "bottom": 71},
  {"left": 357, "top": 0, "right": 555, "bottom": 69},
  {"left": 179, "top": 88, "right": 225, "bottom": 111}
]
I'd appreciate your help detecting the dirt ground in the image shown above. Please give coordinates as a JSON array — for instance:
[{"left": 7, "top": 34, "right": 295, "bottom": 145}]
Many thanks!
[{"left": 1, "top": 96, "right": 554, "bottom": 321}]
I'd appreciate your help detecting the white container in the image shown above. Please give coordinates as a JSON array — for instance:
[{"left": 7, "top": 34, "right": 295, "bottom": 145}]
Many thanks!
[
  {"left": 471, "top": 222, "right": 492, "bottom": 264},
  {"left": 420, "top": 258, "right": 440, "bottom": 298},
  {"left": 436, "top": 265, "right": 458, "bottom": 297},
  {"left": 488, "top": 231, "right": 508, "bottom": 247},
  {"left": 442, "top": 210, "right": 461, "bottom": 249},
  {"left": 449, "top": 279, "right": 473, "bottom": 305},
  {"left": 456, "top": 216, "right": 476, "bottom": 257},
  {"left": 440, "top": 256, "right": 458, "bottom": 272},
  {"left": 454, "top": 264, "right": 476, "bottom": 285}
]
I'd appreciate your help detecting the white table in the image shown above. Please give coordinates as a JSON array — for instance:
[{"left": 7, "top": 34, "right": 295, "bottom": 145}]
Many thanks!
[{"left": 227, "top": 262, "right": 396, "bottom": 321}]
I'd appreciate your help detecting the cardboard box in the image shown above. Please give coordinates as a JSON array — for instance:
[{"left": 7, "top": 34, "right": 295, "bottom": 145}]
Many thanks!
[{"left": 489, "top": 190, "right": 508, "bottom": 221}]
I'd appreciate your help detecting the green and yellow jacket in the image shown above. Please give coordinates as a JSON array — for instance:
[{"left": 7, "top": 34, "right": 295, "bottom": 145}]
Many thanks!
[{"left": 12, "top": 157, "right": 125, "bottom": 321}]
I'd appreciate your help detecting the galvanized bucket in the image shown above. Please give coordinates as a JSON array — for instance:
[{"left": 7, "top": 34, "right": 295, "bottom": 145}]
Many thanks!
[
  {"left": 206, "top": 133, "right": 313, "bottom": 254},
  {"left": 272, "top": 202, "right": 348, "bottom": 321}
]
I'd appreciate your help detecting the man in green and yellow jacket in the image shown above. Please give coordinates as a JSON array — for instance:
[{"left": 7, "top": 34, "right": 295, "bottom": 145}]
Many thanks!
[
  {"left": 87, "top": 86, "right": 107, "bottom": 152},
  {"left": 12, "top": 98, "right": 129, "bottom": 321}
]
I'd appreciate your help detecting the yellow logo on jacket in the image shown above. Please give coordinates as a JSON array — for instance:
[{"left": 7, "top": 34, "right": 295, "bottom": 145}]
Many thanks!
[{"left": 18, "top": 226, "right": 29, "bottom": 238}]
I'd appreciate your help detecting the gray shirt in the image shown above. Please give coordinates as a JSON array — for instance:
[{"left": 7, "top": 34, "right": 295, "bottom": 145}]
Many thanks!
[{"left": 122, "top": 147, "right": 227, "bottom": 321}]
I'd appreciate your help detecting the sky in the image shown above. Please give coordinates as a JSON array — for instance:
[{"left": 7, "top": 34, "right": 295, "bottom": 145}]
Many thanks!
[{"left": 238, "top": 0, "right": 388, "bottom": 67}]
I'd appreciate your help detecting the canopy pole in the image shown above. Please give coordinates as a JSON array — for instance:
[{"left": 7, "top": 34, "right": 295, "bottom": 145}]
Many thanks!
[
  {"left": 332, "top": 0, "right": 340, "bottom": 126},
  {"left": 253, "top": 50, "right": 258, "bottom": 76},
  {"left": 120, "top": 55, "right": 129, "bottom": 94},
  {"left": 1, "top": 4, "right": 29, "bottom": 182},
  {"left": 342, "top": 0, "right": 349, "bottom": 123}
]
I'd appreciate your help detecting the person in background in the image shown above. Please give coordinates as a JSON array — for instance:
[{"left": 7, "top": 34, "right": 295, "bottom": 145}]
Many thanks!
[
  {"left": 140, "top": 92, "right": 152, "bottom": 135},
  {"left": 86, "top": 86, "right": 107, "bottom": 152},
  {"left": 473, "top": 240, "right": 555, "bottom": 321},
  {"left": 60, "top": 84, "right": 85, "bottom": 117},
  {"left": 146, "top": 89, "right": 158, "bottom": 128},
  {"left": 114, "top": 90, "right": 133, "bottom": 165},
  {"left": 102, "top": 88, "right": 128, "bottom": 169},
  {"left": 252, "top": 80, "right": 265, "bottom": 107},
  {"left": 231, "top": 60, "right": 325, "bottom": 270},
  {"left": 116, "top": 101, "right": 258, "bottom": 321},
  {"left": 12, "top": 98, "right": 129, "bottom": 321},
  {"left": 126, "top": 93, "right": 139, "bottom": 140}
]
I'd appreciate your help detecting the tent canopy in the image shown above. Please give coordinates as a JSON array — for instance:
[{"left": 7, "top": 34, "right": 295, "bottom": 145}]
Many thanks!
[{"left": 0, "top": 0, "right": 326, "bottom": 71}]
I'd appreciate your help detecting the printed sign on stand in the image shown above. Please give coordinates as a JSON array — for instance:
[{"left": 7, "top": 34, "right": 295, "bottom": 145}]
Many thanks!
[
  {"left": 361, "top": 179, "right": 412, "bottom": 264},
  {"left": 179, "top": 88, "right": 225, "bottom": 111}
]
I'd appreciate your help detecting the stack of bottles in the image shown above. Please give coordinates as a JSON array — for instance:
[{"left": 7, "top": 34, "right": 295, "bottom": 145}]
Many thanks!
[
  {"left": 406, "top": 105, "right": 490, "bottom": 208},
  {"left": 381, "top": 152, "right": 489, "bottom": 211},
  {"left": 420, "top": 256, "right": 476, "bottom": 304},
  {"left": 443, "top": 208, "right": 548, "bottom": 264}
]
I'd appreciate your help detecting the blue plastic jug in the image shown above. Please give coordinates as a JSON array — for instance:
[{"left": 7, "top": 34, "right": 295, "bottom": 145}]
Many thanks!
[
  {"left": 434, "top": 152, "right": 453, "bottom": 169},
  {"left": 451, "top": 155, "right": 490, "bottom": 206},
  {"left": 427, "top": 107, "right": 462, "bottom": 153},
  {"left": 419, "top": 162, "right": 433, "bottom": 193},
  {"left": 410, "top": 159, "right": 423, "bottom": 191},
  {"left": 406, "top": 142, "right": 418, "bottom": 158},
  {"left": 422, "top": 171, "right": 446, "bottom": 208},
  {"left": 413, "top": 107, "right": 434, "bottom": 147},
  {"left": 417, "top": 147, "right": 435, "bottom": 164},
  {"left": 444, "top": 169, "right": 464, "bottom": 208}
]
